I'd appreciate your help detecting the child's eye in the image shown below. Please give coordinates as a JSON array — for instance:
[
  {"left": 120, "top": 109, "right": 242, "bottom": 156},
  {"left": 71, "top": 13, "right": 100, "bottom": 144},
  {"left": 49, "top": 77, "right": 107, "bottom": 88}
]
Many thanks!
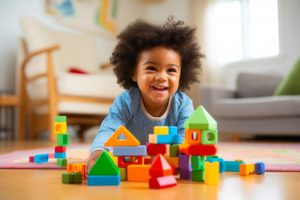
[
  {"left": 146, "top": 66, "right": 156, "bottom": 71},
  {"left": 168, "top": 68, "right": 178, "bottom": 73}
]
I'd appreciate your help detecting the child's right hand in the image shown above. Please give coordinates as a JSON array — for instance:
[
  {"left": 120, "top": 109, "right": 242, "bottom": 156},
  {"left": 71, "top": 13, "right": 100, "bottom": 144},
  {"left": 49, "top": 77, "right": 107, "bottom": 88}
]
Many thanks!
[{"left": 86, "top": 150, "right": 103, "bottom": 173}]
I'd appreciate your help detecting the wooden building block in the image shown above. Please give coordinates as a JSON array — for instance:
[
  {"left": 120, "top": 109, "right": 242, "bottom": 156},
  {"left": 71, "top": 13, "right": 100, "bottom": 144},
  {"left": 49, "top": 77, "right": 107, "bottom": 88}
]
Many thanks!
[
  {"left": 149, "top": 154, "right": 173, "bottom": 177},
  {"left": 184, "top": 129, "right": 201, "bottom": 144},
  {"left": 104, "top": 126, "right": 140, "bottom": 147},
  {"left": 255, "top": 162, "right": 265, "bottom": 175},
  {"left": 187, "top": 144, "right": 217, "bottom": 156},
  {"left": 154, "top": 126, "right": 169, "bottom": 135},
  {"left": 149, "top": 175, "right": 177, "bottom": 189},
  {"left": 89, "top": 151, "right": 119, "bottom": 175},
  {"left": 117, "top": 156, "right": 143, "bottom": 168},
  {"left": 205, "top": 161, "right": 219, "bottom": 185},
  {"left": 201, "top": 129, "right": 218, "bottom": 145},
  {"left": 112, "top": 146, "right": 147, "bottom": 156},
  {"left": 147, "top": 143, "right": 167, "bottom": 155},
  {"left": 127, "top": 165, "right": 151, "bottom": 182},
  {"left": 54, "top": 122, "right": 67, "bottom": 134},
  {"left": 87, "top": 175, "right": 120, "bottom": 186}
]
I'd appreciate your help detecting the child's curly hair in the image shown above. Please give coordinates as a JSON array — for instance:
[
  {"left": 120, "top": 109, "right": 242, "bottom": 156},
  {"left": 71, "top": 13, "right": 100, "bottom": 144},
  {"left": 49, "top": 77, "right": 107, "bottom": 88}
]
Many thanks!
[{"left": 110, "top": 16, "right": 204, "bottom": 90}]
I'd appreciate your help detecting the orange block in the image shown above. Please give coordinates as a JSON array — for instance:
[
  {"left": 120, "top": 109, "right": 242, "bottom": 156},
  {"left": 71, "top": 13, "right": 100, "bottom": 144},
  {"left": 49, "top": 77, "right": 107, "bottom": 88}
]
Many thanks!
[
  {"left": 184, "top": 129, "right": 201, "bottom": 144},
  {"left": 240, "top": 163, "right": 255, "bottom": 176},
  {"left": 127, "top": 164, "right": 151, "bottom": 182},
  {"left": 104, "top": 126, "right": 140, "bottom": 147}
]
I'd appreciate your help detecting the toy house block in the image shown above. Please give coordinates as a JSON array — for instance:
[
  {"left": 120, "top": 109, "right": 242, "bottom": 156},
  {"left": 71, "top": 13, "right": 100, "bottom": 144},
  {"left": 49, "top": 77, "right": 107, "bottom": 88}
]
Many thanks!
[
  {"left": 255, "top": 162, "right": 265, "bottom": 175},
  {"left": 120, "top": 168, "right": 127, "bottom": 181},
  {"left": 165, "top": 156, "right": 179, "bottom": 169},
  {"left": 55, "top": 146, "right": 66, "bottom": 153},
  {"left": 89, "top": 151, "right": 120, "bottom": 176},
  {"left": 54, "top": 122, "right": 67, "bottom": 134},
  {"left": 191, "top": 156, "right": 205, "bottom": 170},
  {"left": 184, "top": 106, "right": 217, "bottom": 130},
  {"left": 168, "top": 126, "right": 177, "bottom": 135},
  {"left": 57, "top": 158, "right": 67, "bottom": 167},
  {"left": 127, "top": 164, "right": 151, "bottom": 182},
  {"left": 29, "top": 156, "right": 34, "bottom": 163},
  {"left": 87, "top": 174, "right": 120, "bottom": 186},
  {"left": 178, "top": 154, "right": 191, "bottom": 170},
  {"left": 147, "top": 143, "right": 167, "bottom": 155},
  {"left": 154, "top": 126, "right": 169, "bottom": 135},
  {"left": 118, "top": 156, "right": 143, "bottom": 168},
  {"left": 57, "top": 134, "right": 69, "bottom": 146},
  {"left": 205, "top": 161, "right": 219, "bottom": 185},
  {"left": 112, "top": 145, "right": 146, "bottom": 156},
  {"left": 201, "top": 129, "right": 218, "bottom": 145},
  {"left": 104, "top": 126, "right": 140, "bottom": 147},
  {"left": 224, "top": 160, "right": 245, "bottom": 172},
  {"left": 187, "top": 144, "right": 217, "bottom": 156},
  {"left": 55, "top": 152, "right": 66, "bottom": 159},
  {"left": 184, "top": 129, "right": 201, "bottom": 144},
  {"left": 149, "top": 175, "right": 177, "bottom": 189},
  {"left": 240, "top": 163, "right": 255, "bottom": 176},
  {"left": 169, "top": 144, "right": 179, "bottom": 157},
  {"left": 179, "top": 168, "right": 191, "bottom": 179},
  {"left": 206, "top": 156, "right": 225, "bottom": 173},
  {"left": 149, "top": 154, "right": 173, "bottom": 177},
  {"left": 34, "top": 154, "right": 49, "bottom": 163},
  {"left": 55, "top": 116, "right": 67, "bottom": 122},
  {"left": 192, "top": 170, "right": 205, "bottom": 182}
]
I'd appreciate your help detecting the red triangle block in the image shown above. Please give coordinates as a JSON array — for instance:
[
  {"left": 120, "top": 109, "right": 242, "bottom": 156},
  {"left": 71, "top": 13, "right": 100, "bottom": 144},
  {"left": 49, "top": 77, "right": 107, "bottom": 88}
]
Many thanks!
[
  {"left": 149, "top": 154, "right": 173, "bottom": 177},
  {"left": 149, "top": 175, "right": 177, "bottom": 189}
]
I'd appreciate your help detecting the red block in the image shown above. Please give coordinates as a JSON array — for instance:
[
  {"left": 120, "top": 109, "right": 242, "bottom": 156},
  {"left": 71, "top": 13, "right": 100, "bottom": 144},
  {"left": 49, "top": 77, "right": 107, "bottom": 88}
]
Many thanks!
[
  {"left": 187, "top": 144, "right": 217, "bottom": 156},
  {"left": 55, "top": 146, "right": 66, "bottom": 153},
  {"left": 147, "top": 143, "right": 167, "bottom": 155},
  {"left": 29, "top": 156, "right": 34, "bottom": 163},
  {"left": 144, "top": 157, "right": 152, "bottom": 165},
  {"left": 118, "top": 156, "right": 143, "bottom": 168},
  {"left": 149, "top": 175, "right": 177, "bottom": 189},
  {"left": 149, "top": 154, "right": 173, "bottom": 177}
]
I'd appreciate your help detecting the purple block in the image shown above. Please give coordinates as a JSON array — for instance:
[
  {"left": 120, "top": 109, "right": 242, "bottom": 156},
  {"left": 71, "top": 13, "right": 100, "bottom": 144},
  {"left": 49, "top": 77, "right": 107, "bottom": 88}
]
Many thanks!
[
  {"left": 178, "top": 153, "right": 191, "bottom": 170},
  {"left": 179, "top": 168, "right": 191, "bottom": 179}
]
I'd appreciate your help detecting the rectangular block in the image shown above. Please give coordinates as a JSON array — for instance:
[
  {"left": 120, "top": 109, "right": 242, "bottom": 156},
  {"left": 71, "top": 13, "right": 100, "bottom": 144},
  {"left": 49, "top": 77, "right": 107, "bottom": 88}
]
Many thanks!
[
  {"left": 120, "top": 168, "right": 127, "bottom": 181},
  {"left": 205, "top": 161, "right": 219, "bottom": 185},
  {"left": 179, "top": 168, "right": 191, "bottom": 179},
  {"left": 55, "top": 146, "right": 66, "bottom": 153},
  {"left": 147, "top": 143, "right": 167, "bottom": 155},
  {"left": 154, "top": 126, "right": 169, "bottom": 135},
  {"left": 149, "top": 175, "right": 177, "bottom": 189},
  {"left": 169, "top": 144, "right": 179, "bottom": 157},
  {"left": 206, "top": 156, "right": 225, "bottom": 173},
  {"left": 55, "top": 152, "right": 66, "bottom": 159},
  {"left": 57, "top": 134, "right": 69, "bottom": 146},
  {"left": 87, "top": 175, "right": 120, "bottom": 186},
  {"left": 149, "top": 134, "right": 182, "bottom": 144},
  {"left": 55, "top": 116, "right": 67, "bottom": 122},
  {"left": 34, "top": 154, "right": 49, "bottom": 163},
  {"left": 178, "top": 154, "right": 191, "bottom": 170},
  {"left": 191, "top": 156, "right": 205, "bottom": 170},
  {"left": 113, "top": 146, "right": 146, "bottom": 156},
  {"left": 255, "top": 162, "right": 265, "bottom": 175},
  {"left": 187, "top": 144, "right": 217, "bottom": 156},
  {"left": 29, "top": 156, "right": 34, "bottom": 163},
  {"left": 225, "top": 160, "right": 245, "bottom": 172},
  {"left": 117, "top": 156, "right": 143, "bottom": 168},
  {"left": 192, "top": 170, "right": 205, "bottom": 182},
  {"left": 127, "top": 165, "right": 150, "bottom": 182}
]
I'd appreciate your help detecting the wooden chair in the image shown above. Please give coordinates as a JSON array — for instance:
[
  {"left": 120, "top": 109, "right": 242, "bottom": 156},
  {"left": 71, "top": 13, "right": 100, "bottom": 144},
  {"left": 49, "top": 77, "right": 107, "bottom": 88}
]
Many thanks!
[{"left": 18, "top": 43, "right": 117, "bottom": 141}]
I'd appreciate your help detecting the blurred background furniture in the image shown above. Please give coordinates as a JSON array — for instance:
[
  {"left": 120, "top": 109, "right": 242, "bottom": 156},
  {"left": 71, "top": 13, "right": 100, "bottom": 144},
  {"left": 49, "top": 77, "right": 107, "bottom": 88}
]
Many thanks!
[
  {"left": 200, "top": 71, "right": 300, "bottom": 137},
  {"left": 17, "top": 17, "right": 123, "bottom": 141}
]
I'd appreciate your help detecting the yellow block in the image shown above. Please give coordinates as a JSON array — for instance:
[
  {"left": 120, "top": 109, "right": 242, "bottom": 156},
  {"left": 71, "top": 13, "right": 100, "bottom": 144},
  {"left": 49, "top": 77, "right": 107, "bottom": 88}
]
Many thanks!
[
  {"left": 54, "top": 122, "right": 67, "bottom": 134},
  {"left": 127, "top": 164, "right": 151, "bottom": 182},
  {"left": 240, "top": 163, "right": 255, "bottom": 176},
  {"left": 154, "top": 126, "right": 169, "bottom": 135},
  {"left": 205, "top": 161, "right": 219, "bottom": 185}
]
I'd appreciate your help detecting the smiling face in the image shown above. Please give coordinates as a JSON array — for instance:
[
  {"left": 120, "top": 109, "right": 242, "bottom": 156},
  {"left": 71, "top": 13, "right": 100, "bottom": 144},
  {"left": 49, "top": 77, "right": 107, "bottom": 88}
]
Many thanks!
[{"left": 132, "top": 46, "right": 181, "bottom": 117}]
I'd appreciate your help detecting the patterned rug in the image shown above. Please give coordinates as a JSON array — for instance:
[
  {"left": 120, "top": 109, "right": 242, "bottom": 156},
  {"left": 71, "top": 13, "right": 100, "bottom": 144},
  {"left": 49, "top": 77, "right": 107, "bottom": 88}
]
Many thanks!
[{"left": 0, "top": 142, "right": 299, "bottom": 172}]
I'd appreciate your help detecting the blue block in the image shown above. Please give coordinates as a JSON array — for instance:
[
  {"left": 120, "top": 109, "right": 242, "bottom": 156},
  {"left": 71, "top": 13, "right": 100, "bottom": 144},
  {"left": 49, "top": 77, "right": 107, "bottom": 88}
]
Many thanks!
[
  {"left": 255, "top": 162, "right": 265, "bottom": 174},
  {"left": 55, "top": 152, "right": 66, "bottom": 159},
  {"left": 87, "top": 175, "right": 120, "bottom": 186},
  {"left": 34, "top": 154, "right": 49, "bottom": 163},
  {"left": 112, "top": 146, "right": 147, "bottom": 156},
  {"left": 206, "top": 156, "right": 225, "bottom": 173},
  {"left": 168, "top": 126, "right": 178, "bottom": 135},
  {"left": 157, "top": 134, "right": 182, "bottom": 144},
  {"left": 224, "top": 160, "right": 245, "bottom": 172}
]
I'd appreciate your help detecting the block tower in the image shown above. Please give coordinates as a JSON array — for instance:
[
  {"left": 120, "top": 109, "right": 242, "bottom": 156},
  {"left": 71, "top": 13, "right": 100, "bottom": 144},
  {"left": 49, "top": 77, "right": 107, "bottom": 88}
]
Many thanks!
[{"left": 54, "top": 116, "right": 69, "bottom": 167}]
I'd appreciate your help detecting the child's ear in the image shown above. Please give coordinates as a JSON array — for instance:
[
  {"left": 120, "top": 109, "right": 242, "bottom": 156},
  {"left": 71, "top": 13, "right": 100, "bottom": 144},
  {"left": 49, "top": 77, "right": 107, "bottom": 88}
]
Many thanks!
[{"left": 131, "top": 71, "right": 137, "bottom": 82}]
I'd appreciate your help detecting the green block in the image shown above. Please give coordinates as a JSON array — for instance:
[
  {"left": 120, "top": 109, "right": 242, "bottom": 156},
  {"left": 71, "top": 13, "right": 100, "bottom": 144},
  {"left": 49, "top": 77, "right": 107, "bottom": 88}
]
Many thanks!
[
  {"left": 62, "top": 172, "right": 73, "bottom": 184},
  {"left": 120, "top": 168, "right": 127, "bottom": 181},
  {"left": 73, "top": 172, "right": 82, "bottom": 184},
  {"left": 89, "top": 151, "right": 120, "bottom": 176},
  {"left": 191, "top": 156, "right": 205, "bottom": 170},
  {"left": 57, "top": 134, "right": 69, "bottom": 146},
  {"left": 184, "top": 106, "right": 217, "bottom": 129},
  {"left": 55, "top": 116, "right": 67, "bottom": 122},
  {"left": 201, "top": 129, "right": 218, "bottom": 144},
  {"left": 57, "top": 158, "right": 67, "bottom": 167},
  {"left": 169, "top": 144, "right": 179, "bottom": 157},
  {"left": 192, "top": 170, "right": 205, "bottom": 182}
]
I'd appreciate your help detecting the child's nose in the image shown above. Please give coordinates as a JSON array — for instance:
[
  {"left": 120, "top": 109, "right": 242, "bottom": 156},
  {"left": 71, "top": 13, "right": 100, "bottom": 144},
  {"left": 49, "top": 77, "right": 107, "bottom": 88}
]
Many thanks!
[{"left": 155, "top": 73, "right": 167, "bottom": 81}]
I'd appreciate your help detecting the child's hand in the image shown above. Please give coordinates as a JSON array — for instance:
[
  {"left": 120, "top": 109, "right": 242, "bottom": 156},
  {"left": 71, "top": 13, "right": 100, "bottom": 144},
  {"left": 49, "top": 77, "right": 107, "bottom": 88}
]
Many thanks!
[{"left": 87, "top": 150, "right": 103, "bottom": 173}]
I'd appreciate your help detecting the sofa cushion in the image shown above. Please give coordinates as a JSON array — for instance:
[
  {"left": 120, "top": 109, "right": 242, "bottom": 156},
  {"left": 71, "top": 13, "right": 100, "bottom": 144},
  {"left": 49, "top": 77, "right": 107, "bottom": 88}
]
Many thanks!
[
  {"left": 274, "top": 58, "right": 300, "bottom": 95},
  {"left": 211, "top": 96, "right": 300, "bottom": 118},
  {"left": 236, "top": 72, "right": 282, "bottom": 98}
]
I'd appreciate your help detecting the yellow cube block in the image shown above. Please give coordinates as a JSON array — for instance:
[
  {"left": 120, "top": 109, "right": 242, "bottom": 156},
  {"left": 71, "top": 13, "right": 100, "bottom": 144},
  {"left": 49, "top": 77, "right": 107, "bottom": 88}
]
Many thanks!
[
  {"left": 154, "top": 126, "right": 169, "bottom": 135},
  {"left": 54, "top": 122, "right": 67, "bottom": 134}
]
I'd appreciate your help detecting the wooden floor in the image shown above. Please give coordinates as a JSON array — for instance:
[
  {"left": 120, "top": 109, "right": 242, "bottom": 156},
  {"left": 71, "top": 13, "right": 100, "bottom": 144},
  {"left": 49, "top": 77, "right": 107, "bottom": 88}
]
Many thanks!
[{"left": 0, "top": 141, "right": 300, "bottom": 200}]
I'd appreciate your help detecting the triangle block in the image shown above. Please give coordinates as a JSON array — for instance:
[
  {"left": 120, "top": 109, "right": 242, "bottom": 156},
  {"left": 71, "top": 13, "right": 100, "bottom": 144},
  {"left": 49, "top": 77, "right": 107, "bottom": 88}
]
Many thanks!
[
  {"left": 184, "top": 106, "right": 217, "bottom": 129},
  {"left": 89, "top": 151, "right": 120, "bottom": 175},
  {"left": 104, "top": 126, "right": 140, "bottom": 147},
  {"left": 149, "top": 154, "right": 173, "bottom": 177}
]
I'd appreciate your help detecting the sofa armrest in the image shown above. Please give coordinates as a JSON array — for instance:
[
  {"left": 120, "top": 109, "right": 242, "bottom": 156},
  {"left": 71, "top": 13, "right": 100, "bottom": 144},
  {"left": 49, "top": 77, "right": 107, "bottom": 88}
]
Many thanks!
[{"left": 200, "top": 85, "right": 236, "bottom": 112}]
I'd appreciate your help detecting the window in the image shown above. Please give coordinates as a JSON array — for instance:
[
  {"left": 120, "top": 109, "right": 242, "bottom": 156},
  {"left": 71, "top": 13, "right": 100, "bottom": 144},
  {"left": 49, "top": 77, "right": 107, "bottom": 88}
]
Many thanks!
[{"left": 209, "top": 0, "right": 279, "bottom": 64}]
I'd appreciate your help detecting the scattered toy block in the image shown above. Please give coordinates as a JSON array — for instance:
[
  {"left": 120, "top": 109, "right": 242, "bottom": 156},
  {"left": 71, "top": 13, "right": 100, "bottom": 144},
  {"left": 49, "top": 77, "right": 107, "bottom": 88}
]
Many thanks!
[
  {"left": 62, "top": 172, "right": 82, "bottom": 184},
  {"left": 147, "top": 143, "right": 167, "bottom": 155},
  {"left": 224, "top": 160, "right": 245, "bottom": 172},
  {"left": 201, "top": 129, "right": 218, "bottom": 145},
  {"left": 240, "top": 163, "right": 255, "bottom": 176},
  {"left": 149, "top": 154, "right": 173, "bottom": 177},
  {"left": 149, "top": 175, "right": 177, "bottom": 189},
  {"left": 184, "top": 129, "right": 201, "bottom": 144},
  {"left": 118, "top": 156, "right": 143, "bottom": 168},
  {"left": 169, "top": 144, "right": 179, "bottom": 157},
  {"left": 127, "top": 164, "right": 151, "bottom": 182},
  {"left": 89, "top": 151, "right": 120, "bottom": 175},
  {"left": 87, "top": 175, "right": 120, "bottom": 186},
  {"left": 112, "top": 145, "right": 147, "bottom": 156},
  {"left": 205, "top": 161, "right": 219, "bottom": 185},
  {"left": 255, "top": 162, "right": 265, "bottom": 175},
  {"left": 187, "top": 144, "right": 217, "bottom": 156},
  {"left": 154, "top": 126, "right": 168, "bottom": 135},
  {"left": 104, "top": 126, "right": 140, "bottom": 147}
]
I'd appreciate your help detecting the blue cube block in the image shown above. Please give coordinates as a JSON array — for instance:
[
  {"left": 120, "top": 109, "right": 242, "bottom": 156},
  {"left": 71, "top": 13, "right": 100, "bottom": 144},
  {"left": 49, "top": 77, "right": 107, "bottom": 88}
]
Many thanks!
[
  {"left": 55, "top": 152, "right": 66, "bottom": 159},
  {"left": 168, "top": 126, "right": 178, "bottom": 135},
  {"left": 255, "top": 162, "right": 265, "bottom": 174}
]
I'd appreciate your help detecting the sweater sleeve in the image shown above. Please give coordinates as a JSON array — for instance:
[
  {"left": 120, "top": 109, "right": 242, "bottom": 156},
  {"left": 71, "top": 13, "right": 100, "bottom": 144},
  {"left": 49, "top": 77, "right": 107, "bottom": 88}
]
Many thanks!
[{"left": 89, "top": 92, "right": 131, "bottom": 153}]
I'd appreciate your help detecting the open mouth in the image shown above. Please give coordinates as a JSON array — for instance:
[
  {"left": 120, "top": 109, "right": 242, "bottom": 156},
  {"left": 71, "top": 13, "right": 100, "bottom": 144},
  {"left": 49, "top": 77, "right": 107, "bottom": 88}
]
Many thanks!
[{"left": 152, "top": 86, "right": 168, "bottom": 91}]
